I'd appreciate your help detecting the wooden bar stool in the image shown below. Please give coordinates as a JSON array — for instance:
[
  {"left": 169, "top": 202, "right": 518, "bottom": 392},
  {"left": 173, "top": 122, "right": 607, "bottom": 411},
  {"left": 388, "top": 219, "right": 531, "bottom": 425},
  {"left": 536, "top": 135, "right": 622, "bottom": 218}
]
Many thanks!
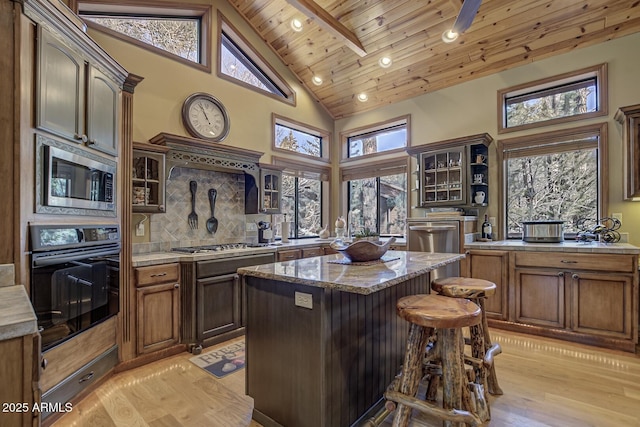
[
  {"left": 432, "top": 277, "right": 503, "bottom": 396},
  {"left": 385, "top": 294, "right": 484, "bottom": 427}
]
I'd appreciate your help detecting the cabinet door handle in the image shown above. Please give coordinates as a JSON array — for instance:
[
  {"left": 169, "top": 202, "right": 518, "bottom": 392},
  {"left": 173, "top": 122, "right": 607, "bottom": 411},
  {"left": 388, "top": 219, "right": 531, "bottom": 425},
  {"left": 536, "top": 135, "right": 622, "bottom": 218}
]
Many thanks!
[
  {"left": 572, "top": 274, "right": 579, "bottom": 280},
  {"left": 150, "top": 272, "right": 167, "bottom": 277},
  {"left": 74, "top": 133, "right": 88, "bottom": 143},
  {"left": 86, "top": 139, "right": 97, "bottom": 146},
  {"left": 41, "top": 358, "right": 48, "bottom": 370},
  {"left": 174, "top": 283, "right": 180, "bottom": 289},
  {"left": 78, "top": 371, "right": 94, "bottom": 383},
  {"left": 557, "top": 272, "right": 564, "bottom": 277},
  {"left": 561, "top": 260, "right": 577, "bottom": 264}
]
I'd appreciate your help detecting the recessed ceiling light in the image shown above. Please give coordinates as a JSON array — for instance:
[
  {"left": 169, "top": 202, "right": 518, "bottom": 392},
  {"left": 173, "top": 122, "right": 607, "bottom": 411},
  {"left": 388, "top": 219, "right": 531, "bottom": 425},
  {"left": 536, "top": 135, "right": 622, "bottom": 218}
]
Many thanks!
[
  {"left": 442, "top": 29, "right": 459, "bottom": 43},
  {"left": 312, "top": 76, "right": 323, "bottom": 86},
  {"left": 378, "top": 56, "right": 392, "bottom": 68},
  {"left": 291, "top": 18, "right": 303, "bottom": 32},
  {"left": 357, "top": 93, "right": 368, "bottom": 102}
]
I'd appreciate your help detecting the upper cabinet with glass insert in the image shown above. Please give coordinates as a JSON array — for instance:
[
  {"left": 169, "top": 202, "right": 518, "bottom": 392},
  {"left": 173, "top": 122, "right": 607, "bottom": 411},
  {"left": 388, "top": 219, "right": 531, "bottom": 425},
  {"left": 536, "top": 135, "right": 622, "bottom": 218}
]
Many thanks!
[
  {"left": 407, "top": 133, "right": 493, "bottom": 207},
  {"left": 133, "top": 143, "right": 168, "bottom": 213},
  {"left": 245, "top": 165, "right": 285, "bottom": 214}
]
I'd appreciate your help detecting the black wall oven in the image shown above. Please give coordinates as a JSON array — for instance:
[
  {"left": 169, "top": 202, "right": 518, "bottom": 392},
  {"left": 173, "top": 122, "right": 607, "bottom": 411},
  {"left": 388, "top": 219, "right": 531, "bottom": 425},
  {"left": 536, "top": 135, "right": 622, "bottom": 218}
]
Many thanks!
[{"left": 30, "top": 224, "right": 120, "bottom": 351}]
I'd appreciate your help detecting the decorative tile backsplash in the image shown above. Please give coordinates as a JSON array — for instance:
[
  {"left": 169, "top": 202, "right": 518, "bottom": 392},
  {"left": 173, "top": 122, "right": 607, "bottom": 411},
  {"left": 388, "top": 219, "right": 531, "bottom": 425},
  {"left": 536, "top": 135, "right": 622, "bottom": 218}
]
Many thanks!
[{"left": 133, "top": 167, "right": 267, "bottom": 254}]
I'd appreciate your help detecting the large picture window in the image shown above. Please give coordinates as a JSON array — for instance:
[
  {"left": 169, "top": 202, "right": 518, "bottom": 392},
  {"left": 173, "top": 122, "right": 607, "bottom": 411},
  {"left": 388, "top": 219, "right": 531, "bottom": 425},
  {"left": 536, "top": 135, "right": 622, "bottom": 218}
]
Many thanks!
[
  {"left": 341, "top": 159, "right": 408, "bottom": 238},
  {"left": 498, "top": 64, "right": 607, "bottom": 134},
  {"left": 271, "top": 157, "right": 330, "bottom": 240},
  {"left": 499, "top": 123, "right": 607, "bottom": 239}
]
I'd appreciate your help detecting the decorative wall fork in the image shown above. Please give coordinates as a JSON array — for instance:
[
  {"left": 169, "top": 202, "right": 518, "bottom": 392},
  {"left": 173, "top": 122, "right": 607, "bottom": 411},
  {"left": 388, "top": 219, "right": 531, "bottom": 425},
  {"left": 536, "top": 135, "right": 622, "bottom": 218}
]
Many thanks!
[{"left": 188, "top": 180, "right": 198, "bottom": 229}]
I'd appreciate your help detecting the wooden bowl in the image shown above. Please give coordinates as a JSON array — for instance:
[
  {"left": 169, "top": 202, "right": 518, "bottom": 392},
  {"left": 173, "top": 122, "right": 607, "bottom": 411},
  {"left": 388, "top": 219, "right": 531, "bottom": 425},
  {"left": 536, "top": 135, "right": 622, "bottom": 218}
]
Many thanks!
[{"left": 330, "top": 237, "right": 396, "bottom": 262}]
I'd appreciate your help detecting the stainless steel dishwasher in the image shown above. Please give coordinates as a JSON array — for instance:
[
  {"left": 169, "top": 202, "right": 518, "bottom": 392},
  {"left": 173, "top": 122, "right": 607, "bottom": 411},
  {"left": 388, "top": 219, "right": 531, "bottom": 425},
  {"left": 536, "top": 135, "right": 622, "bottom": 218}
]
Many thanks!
[{"left": 407, "top": 218, "right": 460, "bottom": 280}]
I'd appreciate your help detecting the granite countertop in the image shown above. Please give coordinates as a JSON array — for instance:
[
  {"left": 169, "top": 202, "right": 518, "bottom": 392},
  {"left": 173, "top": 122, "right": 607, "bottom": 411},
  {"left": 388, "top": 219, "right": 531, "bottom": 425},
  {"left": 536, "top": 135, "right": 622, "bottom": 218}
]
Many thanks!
[
  {"left": 132, "top": 238, "right": 407, "bottom": 267},
  {"left": 237, "top": 250, "right": 464, "bottom": 295},
  {"left": 465, "top": 240, "right": 640, "bottom": 254},
  {"left": 0, "top": 286, "right": 38, "bottom": 341}
]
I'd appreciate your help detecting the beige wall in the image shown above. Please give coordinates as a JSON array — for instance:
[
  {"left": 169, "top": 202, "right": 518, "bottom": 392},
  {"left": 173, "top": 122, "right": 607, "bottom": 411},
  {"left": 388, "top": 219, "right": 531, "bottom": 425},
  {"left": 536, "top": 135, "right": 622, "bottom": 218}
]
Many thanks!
[
  {"left": 90, "top": 2, "right": 640, "bottom": 246},
  {"left": 88, "top": 1, "right": 334, "bottom": 156},
  {"left": 335, "top": 32, "right": 640, "bottom": 246}
]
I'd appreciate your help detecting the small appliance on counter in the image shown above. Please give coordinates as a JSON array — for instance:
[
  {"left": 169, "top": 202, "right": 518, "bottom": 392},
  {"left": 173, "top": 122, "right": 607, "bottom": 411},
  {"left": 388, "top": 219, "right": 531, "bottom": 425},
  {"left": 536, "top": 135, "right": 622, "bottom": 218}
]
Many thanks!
[
  {"left": 521, "top": 220, "right": 564, "bottom": 243},
  {"left": 257, "top": 221, "right": 272, "bottom": 244}
]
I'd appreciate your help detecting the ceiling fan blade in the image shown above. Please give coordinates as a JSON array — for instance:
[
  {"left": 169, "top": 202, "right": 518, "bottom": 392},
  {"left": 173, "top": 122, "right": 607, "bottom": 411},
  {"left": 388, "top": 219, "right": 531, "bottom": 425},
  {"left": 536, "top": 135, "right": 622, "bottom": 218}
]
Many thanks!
[{"left": 452, "top": 0, "right": 482, "bottom": 34}]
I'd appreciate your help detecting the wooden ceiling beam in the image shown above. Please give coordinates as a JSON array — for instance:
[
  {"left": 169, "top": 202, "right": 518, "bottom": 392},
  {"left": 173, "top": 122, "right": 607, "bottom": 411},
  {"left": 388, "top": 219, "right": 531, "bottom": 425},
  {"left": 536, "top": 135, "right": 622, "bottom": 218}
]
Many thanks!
[{"left": 285, "top": 0, "right": 367, "bottom": 57}]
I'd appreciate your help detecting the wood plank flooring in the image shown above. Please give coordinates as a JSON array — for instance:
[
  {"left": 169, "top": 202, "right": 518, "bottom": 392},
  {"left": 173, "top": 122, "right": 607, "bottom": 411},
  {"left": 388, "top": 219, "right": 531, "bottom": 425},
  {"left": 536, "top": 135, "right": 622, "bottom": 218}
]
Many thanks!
[{"left": 50, "top": 330, "right": 640, "bottom": 427}]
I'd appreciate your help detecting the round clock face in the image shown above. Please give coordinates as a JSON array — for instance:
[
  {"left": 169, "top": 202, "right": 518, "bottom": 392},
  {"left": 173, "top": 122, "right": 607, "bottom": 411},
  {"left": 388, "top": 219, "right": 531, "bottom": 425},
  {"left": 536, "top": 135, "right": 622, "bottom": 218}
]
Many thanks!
[{"left": 182, "top": 93, "right": 230, "bottom": 142}]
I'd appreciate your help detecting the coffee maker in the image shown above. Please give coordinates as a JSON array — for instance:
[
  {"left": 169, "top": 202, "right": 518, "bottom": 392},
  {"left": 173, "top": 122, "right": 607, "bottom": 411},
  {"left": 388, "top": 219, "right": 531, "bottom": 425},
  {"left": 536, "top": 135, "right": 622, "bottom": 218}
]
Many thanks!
[{"left": 257, "top": 221, "right": 272, "bottom": 244}]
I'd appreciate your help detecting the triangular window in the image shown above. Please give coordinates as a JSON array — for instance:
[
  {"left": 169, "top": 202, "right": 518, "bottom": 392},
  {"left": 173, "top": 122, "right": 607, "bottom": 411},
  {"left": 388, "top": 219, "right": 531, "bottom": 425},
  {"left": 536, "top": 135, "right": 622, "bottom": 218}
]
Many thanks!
[{"left": 218, "top": 14, "right": 294, "bottom": 104}]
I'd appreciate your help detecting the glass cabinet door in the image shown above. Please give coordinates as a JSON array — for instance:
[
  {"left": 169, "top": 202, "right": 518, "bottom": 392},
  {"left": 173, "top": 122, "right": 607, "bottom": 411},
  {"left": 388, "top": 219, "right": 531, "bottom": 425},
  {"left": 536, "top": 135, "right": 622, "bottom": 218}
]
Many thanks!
[
  {"left": 132, "top": 150, "right": 166, "bottom": 212},
  {"left": 261, "top": 170, "right": 281, "bottom": 213},
  {"left": 419, "top": 148, "right": 465, "bottom": 206}
]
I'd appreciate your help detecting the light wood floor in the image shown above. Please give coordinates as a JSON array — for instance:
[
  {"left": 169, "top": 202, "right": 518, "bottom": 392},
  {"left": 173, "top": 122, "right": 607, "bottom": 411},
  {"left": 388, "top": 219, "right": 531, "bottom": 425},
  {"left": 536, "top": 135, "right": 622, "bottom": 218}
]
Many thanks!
[{"left": 50, "top": 330, "right": 640, "bottom": 427}]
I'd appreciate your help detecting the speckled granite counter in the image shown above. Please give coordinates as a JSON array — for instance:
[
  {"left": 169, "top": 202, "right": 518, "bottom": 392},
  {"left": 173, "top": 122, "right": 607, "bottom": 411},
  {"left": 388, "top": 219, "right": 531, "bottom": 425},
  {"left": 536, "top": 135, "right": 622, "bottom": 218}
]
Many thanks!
[
  {"left": 132, "top": 237, "right": 406, "bottom": 267},
  {"left": 238, "top": 250, "right": 463, "bottom": 295},
  {"left": 465, "top": 240, "right": 640, "bottom": 254},
  {"left": 242, "top": 250, "right": 464, "bottom": 427},
  {"left": 0, "top": 286, "right": 38, "bottom": 341}
]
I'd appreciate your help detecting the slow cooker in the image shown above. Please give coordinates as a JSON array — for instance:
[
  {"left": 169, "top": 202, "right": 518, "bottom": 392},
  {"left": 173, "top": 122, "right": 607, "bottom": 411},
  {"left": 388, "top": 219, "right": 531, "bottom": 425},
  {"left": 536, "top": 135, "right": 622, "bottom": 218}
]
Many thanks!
[{"left": 521, "top": 220, "right": 564, "bottom": 243}]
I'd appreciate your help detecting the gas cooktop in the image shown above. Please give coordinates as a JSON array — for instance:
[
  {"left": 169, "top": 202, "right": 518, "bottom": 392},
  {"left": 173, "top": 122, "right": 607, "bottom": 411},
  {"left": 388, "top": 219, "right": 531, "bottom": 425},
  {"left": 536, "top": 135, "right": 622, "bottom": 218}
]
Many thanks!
[{"left": 171, "top": 243, "right": 268, "bottom": 254}]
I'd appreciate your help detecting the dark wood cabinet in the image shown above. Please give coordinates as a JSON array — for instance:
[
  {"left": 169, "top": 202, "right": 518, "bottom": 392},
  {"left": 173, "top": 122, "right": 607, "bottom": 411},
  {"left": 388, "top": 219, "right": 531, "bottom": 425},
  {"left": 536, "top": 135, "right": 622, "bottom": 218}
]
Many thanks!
[
  {"left": 407, "top": 133, "right": 493, "bottom": 207},
  {"left": 615, "top": 104, "right": 640, "bottom": 200},
  {"left": 196, "top": 273, "right": 241, "bottom": 342},
  {"left": 37, "top": 26, "right": 120, "bottom": 156},
  {"left": 245, "top": 166, "right": 285, "bottom": 214}
]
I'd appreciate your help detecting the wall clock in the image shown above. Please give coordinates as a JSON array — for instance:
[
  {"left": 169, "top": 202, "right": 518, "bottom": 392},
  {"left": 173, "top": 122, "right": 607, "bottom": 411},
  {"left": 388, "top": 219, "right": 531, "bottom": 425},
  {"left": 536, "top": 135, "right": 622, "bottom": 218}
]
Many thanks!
[{"left": 181, "top": 93, "right": 230, "bottom": 142}]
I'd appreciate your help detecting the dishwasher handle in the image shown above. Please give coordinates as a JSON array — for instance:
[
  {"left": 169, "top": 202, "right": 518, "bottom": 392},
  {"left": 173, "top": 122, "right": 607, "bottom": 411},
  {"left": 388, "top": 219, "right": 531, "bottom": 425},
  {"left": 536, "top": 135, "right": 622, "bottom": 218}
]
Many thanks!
[{"left": 409, "top": 225, "right": 457, "bottom": 232}]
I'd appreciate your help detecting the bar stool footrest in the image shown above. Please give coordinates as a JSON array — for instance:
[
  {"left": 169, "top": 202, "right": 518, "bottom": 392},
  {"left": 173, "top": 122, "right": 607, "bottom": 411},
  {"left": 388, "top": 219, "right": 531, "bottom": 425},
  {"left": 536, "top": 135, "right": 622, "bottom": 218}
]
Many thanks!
[{"left": 385, "top": 390, "right": 482, "bottom": 427}]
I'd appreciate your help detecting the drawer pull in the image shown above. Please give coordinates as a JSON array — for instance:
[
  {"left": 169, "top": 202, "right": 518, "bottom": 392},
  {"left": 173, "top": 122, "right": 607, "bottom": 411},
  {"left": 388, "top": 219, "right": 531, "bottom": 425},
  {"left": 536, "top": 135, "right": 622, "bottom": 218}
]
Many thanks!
[
  {"left": 174, "top": 283, "right": 180, "bottom": 289},
  {"left": 560, "top": 260, "right": 577, "bottom": 264},
  {"left": 78, "top": 371, "right": 94, "bottom": 383},
  {"left": 572, "top": 274, "right": 579, "bottom": 280},
  {"left": 557, "top": 272, "right": 563, "bottom": 277},
  {"left": 150, "top": 272, "right": 167, "bottom": 277}
]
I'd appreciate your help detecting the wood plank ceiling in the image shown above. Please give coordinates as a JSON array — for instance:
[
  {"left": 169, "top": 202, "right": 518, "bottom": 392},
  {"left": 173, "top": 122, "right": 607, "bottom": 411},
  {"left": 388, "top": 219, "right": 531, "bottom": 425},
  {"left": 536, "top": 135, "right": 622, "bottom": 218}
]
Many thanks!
[{"left": 227, "top": 0, "right": 640, "bottom": 119}]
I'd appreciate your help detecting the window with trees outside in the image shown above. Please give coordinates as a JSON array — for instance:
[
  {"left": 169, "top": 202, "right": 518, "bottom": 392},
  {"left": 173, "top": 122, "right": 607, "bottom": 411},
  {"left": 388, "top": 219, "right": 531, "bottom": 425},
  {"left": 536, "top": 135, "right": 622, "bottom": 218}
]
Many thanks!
[
  {"left": 344, "top": 117, "right": 409, "bottom": 159},
  {"left": 218, "top": 14, "right": 294, "bottom": 104},
  {"left": 78, "top": 2, "right": 210, "bottom": 70},
  {"left": 341, "top": 159, "right": 408, "bottom": 238},
  {"left": 499, "top": 123, "right": 607, "bottom": 240},
  {"left": 498, "top": 63, "right": 607, "bottom": 134},
  {"left": 271, "top": 158, "right": 330, "bottom": 240},
  {"left": 274, "top": 115, "right": 328, "bottom": 160}
]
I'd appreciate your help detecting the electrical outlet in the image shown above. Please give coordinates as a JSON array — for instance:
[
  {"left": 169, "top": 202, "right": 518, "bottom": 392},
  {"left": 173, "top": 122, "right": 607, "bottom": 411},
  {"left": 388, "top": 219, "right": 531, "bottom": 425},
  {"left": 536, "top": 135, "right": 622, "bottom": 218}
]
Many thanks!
[
  {"left": 612, "top": 212, "right": 622, "bottom": 223},
  {"left": 294, "top": 292, "right": 313, "bottom": 309},
  {"left": 136, "top": 223, "right": 145, "bottom": 236}
]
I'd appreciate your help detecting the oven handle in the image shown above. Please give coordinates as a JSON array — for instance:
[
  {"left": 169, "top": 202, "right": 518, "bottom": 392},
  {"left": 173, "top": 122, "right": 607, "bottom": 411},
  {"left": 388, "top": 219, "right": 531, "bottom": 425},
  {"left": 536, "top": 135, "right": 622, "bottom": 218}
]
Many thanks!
[{"left": 33, "top": 247, "right": 120, "bottom": 267}]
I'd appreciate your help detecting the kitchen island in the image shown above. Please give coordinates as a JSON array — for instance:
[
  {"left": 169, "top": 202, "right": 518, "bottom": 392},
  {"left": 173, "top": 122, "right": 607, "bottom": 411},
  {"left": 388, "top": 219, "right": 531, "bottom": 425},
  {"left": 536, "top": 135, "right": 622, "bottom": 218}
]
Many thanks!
[{"left": 237, "top": 250, "right": 464, "bottom": 427}]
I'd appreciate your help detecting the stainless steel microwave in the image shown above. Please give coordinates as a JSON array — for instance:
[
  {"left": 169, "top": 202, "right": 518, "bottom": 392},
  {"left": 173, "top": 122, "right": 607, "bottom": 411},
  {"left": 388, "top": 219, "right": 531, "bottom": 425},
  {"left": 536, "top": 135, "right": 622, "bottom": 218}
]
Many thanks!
[{"left": 36, "top": 135, "right": 117, "bottom": 216}]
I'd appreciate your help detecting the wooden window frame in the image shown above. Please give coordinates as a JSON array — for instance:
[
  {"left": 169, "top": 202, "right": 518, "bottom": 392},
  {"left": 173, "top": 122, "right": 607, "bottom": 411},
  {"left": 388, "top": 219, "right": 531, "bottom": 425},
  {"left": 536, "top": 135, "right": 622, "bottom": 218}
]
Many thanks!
[
  {"left": 496, "top": 122, "right": 608, "bottom": 240},
  {"left": 217, "top": 12, "right": 295, "bottom": 105},
  {"left": 272, "top": 114, "right": 330, "bottom": 163},
  {"left": 497, "top": 63, "right": 608, "bottom": 134},
  {"left": 340, "top": 115, "right": 411, "bottom": 162},
  {"left": 78, "top": 0, "right": 212, "bottom": 73}
]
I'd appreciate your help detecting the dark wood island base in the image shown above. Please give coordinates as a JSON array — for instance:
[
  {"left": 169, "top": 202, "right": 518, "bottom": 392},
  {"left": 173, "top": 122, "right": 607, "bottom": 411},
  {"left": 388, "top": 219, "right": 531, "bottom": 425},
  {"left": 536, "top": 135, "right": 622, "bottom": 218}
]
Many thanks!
[{"left": 238, "top": 251, "right": 464, "bottom": 427}]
